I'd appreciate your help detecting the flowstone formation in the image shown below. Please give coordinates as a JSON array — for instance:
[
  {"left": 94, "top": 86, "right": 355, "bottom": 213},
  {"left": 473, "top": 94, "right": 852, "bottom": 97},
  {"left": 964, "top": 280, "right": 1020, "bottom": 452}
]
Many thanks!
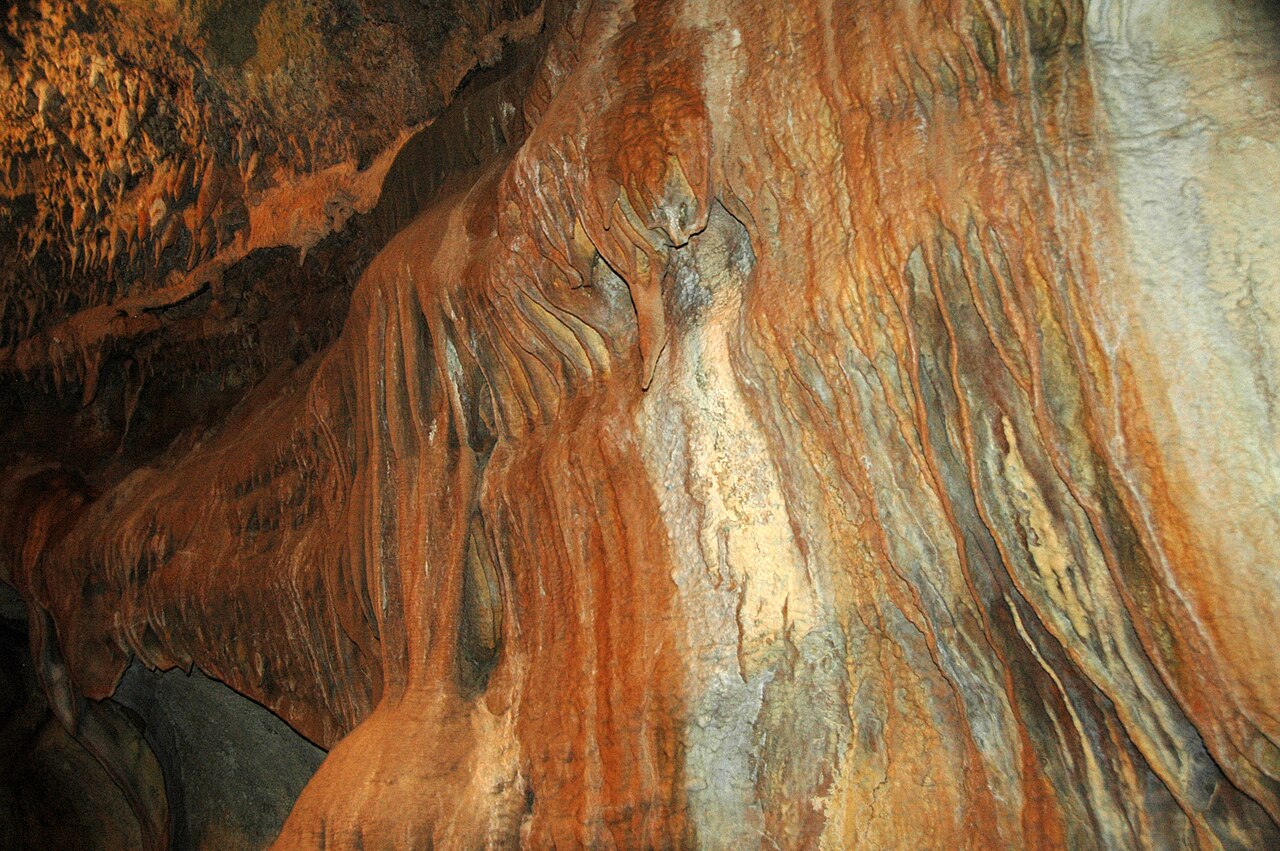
[{"left": 1, "top": 0, "right": 1279, "bottom": 847}]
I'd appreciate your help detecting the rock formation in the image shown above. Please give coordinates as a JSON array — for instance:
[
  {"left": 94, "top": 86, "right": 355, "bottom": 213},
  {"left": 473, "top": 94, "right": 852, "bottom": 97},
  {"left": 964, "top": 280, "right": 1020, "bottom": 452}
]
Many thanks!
[{"left": 1, "top": 0, "right": 1278, "bottom": 847}]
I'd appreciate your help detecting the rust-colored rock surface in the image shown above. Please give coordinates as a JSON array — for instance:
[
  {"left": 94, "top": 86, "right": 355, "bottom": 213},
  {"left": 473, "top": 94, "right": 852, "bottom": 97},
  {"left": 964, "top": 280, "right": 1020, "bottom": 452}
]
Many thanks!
[{"left": 2, "top": 0, "right": 1280, "bottom": 846}]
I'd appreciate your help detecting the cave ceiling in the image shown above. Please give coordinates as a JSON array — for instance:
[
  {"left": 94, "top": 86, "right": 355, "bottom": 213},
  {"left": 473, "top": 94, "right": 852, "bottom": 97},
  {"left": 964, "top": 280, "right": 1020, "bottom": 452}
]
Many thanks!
[{"left": 0, "top": 0, "right": 542, "bottom": 472}]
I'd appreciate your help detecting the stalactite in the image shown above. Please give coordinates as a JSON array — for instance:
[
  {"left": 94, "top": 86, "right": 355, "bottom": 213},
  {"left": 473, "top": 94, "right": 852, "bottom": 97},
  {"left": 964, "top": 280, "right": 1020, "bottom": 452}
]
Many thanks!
[{"left": 1, "top": 0, "right": 1279, "bottom": 847}]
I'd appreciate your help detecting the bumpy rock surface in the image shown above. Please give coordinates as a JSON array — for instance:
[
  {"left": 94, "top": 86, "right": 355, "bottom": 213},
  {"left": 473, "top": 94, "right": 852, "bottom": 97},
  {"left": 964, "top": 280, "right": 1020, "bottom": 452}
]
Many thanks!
[{"left": 2, "top": 0, "right": 1279, "bottom": 847}]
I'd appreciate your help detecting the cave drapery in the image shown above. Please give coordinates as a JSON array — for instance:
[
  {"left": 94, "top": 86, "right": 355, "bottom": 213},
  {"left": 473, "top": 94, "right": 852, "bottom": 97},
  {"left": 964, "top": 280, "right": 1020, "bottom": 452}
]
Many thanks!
[{"left": 1, "top": 0, "right": 1279, "bottom": 847}]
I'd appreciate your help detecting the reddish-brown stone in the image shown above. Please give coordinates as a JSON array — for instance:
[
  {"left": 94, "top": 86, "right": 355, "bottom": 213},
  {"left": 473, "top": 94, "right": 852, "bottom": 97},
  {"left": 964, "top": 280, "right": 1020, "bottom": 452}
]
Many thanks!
[{"left": 2, "top": 0, "right": 1279, "bottom": 846}]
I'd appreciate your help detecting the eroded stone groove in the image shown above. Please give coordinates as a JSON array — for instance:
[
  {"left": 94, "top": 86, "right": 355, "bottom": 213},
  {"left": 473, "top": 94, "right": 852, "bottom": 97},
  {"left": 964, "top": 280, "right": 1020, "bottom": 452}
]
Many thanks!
[{"left": 1, "top": 0, "right": 1278, "bottom": 847}]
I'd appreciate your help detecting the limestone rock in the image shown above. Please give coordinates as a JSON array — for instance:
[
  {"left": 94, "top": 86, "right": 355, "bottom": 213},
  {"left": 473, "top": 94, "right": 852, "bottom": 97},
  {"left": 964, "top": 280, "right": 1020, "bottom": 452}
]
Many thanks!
[{"left": 1, "top": 0, "right": 1278, "bottom": 847}]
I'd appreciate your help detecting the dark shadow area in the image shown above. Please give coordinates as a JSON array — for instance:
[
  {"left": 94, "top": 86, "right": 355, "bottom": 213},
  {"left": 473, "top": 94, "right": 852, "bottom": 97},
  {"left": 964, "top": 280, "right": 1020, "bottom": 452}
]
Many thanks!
[{"left": 0, "top": 581, "right": 325, "bottom": 849}]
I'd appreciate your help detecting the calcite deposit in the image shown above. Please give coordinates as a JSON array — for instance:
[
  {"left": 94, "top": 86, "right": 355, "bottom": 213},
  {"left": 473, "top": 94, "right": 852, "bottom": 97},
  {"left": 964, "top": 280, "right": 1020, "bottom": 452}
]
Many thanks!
[{"left": 1, "top": 0, "right": 1278, "bottom": 847}]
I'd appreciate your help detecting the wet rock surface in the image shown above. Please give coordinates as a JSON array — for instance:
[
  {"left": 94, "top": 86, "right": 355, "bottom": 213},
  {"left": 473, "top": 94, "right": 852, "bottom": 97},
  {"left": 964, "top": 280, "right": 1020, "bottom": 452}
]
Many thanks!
[{"left": 1, "top": 0, "right": 1279, "bottom": 847}]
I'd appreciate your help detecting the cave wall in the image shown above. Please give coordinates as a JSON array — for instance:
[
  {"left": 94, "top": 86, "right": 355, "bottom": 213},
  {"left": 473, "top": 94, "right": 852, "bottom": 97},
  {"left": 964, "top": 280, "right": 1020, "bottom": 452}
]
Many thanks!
[
  {"left": 2, "top": 0, "right": 1279, "bottom": 847},
  {"left": 0, "top": 583, "right": 322, "bottom": 849}
]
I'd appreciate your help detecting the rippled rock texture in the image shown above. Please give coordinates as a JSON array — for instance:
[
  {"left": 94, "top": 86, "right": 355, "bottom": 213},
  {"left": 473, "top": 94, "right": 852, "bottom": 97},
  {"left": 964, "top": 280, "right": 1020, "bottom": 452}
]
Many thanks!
[{"left": 2, "top": 0, "right": 1279, "bottom": 847}]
